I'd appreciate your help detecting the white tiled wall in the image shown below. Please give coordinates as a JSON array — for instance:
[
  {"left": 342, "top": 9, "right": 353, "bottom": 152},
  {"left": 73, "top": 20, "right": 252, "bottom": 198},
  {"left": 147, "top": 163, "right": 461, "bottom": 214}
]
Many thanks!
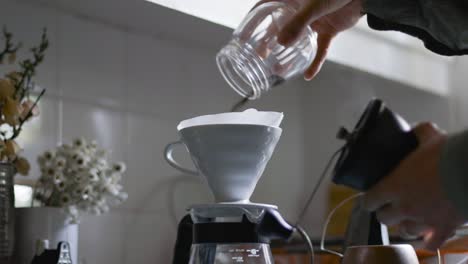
[
  {"left": 58, "top": 14, "right": 126, "bottom": 107},
  {"left": 449, "top": 57, "right": 468, "bottom": 131},
  {"left": 2, "top": 0, "right": 452, "bottom": 263}
]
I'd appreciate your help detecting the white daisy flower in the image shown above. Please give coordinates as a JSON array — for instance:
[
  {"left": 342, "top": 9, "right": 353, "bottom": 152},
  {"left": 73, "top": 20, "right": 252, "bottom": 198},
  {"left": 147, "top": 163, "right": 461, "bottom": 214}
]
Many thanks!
[
  {"left": 82, "top": 186, "right": 93, "bottom": 199},
  {"left": 87, "top": 168, "right": 99, "bottom": 182},
  {"left": 53, "top": 172, "right": 64, "bottom": 184},
  {"left": 73, "top": 138, "right": 86, "bottom": 148},
  {"left": 74, "top": 187, "right": 83, "bottom": 197},
  {"left": 45, "top": 167, "right": 57, "bottom": 178},
  {"left": 43, "top": 151, "right": 55, "bottom": 161},
  {"left": 54, "top": 156, "right": 66, "bottom": 168},
  {"left": 72, "top": 153, "right": 89, "bottom": 168},
  {"left": 60, "top": 194, "right": 71, "bottom": 205},
  {"left": 56, "top": 181, "right": 66, "bottom": 191},
  {"left": 73, "top": 171, "right": 87, "bottom": 184},
  {"left": 112, "top": 162, "right": 126, "bottom": 173}
]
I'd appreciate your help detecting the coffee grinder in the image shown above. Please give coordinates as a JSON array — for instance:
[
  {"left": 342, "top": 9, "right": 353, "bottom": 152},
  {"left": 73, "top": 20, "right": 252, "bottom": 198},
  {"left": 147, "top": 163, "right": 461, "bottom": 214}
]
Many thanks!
[{"left": 331, "top": 98, "right": 421, "bottom": 263}]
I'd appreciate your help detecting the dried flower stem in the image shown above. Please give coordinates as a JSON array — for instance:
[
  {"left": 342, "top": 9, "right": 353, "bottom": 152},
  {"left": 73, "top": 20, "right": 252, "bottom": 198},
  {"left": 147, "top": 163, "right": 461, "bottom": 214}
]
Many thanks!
[
  {"left": 9, "top": 88, "right": 45, "bottom": 141},
  {"left": 0, "top": 27, "right": 21, "bottom": 64},
  {"left": 0, "top": 26, "right": 48, "bottom": 168},
  {"left": 15, "top": 29, "right": 48, "bottom": 100}
]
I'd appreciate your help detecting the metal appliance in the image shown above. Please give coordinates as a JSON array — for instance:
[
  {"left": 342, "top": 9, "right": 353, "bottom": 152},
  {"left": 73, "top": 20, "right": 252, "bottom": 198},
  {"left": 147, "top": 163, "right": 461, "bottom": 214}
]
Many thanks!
[{"left": 332, "top": 98, "right": 420, "bottom": 263}]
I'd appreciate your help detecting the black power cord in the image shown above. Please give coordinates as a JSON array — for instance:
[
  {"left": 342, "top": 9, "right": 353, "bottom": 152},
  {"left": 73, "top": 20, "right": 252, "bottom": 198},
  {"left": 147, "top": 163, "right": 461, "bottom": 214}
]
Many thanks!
[{"left": 291, "top": 147, "right": 344, "bottom": 264}]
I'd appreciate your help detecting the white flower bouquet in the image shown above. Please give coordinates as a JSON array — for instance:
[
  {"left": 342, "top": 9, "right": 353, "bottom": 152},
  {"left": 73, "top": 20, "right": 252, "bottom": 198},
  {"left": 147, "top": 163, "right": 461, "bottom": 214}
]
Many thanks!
[{"left": 33, "top": 138, "right": 128, "bottom": 223}]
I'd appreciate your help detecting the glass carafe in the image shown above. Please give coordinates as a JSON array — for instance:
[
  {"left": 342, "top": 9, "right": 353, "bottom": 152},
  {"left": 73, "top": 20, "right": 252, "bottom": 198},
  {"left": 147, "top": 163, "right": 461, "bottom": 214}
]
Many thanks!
[
  {"left": 187, "top": 204, "right": 280, "bottom": 264},
  {"left": 217, "top": 0, "right": 317, "bottom": 99},
  {"left": 189, "top": 244, "right": 274, "bottom": 264}
]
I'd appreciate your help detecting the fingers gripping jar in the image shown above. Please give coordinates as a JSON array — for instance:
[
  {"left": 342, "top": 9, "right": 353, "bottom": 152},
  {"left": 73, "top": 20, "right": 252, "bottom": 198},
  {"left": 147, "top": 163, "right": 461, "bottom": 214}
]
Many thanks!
[{"left": 216, "top": 0, "right": 317, "bottom": 100}]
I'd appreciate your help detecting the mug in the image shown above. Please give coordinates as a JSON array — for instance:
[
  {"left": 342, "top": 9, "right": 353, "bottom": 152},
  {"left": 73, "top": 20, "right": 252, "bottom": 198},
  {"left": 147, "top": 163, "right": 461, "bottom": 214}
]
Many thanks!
[
  {"left": 320, "top": 194, "right": 419, "bottom": 264},
  {"left": 342, "top": 244, "right": 420, "bottom": 264}
]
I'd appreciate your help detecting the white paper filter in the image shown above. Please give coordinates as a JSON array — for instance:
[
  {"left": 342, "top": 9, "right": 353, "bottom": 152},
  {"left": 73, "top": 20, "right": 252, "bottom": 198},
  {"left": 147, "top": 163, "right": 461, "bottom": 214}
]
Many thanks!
[{"left": 177, "top": 109, "right": 283, "bottom": 130}]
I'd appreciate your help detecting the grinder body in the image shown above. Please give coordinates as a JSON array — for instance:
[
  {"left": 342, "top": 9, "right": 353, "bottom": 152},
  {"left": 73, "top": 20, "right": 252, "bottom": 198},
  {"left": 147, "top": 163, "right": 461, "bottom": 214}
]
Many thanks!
[
  {"left": 332, "top": 99, "right": 419, "bottom": 246},
  {"left": 333, "top": 99, "right": 418, "bottom": 190}
]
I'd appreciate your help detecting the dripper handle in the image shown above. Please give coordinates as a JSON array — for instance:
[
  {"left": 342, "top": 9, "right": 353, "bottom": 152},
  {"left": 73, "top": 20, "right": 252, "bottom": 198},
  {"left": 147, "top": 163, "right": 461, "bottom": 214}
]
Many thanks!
[{"left": 164, "top": 141, "right": 199, "bottom": 176}]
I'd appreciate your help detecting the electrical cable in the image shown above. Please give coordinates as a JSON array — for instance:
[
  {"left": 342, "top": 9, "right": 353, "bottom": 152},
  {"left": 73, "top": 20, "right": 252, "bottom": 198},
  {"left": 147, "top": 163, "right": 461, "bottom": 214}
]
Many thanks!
[
  {"left": 295, "top": 147, "right": 344, "bottom": 227},
  {"left": 296, "top": 224, "right": 315, "bottom": 264},
  {"left": 320, "top": 192, "right": 364, "bottom": 257},
  {"left": 290, "top": 147, "right": 343, "bottom": 264}
]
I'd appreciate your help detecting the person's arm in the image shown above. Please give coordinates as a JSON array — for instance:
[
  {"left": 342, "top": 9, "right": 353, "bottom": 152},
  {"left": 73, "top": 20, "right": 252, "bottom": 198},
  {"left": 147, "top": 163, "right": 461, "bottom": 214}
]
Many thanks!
[
  {"left": 276, "top": 0, "right": 468, "bottom": 79},
  {"left": 362, "top": 123, "right": 465, "bottom": 251},
  {"left": 440, "top": 130, "right": 468, "bottom": 218},
  {"left": 364, "top": 0, "right": 468, "bottom": 55}
]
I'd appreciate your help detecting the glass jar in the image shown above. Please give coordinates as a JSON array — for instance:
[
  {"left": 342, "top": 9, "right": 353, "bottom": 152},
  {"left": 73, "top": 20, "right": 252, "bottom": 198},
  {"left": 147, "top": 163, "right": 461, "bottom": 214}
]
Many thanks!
[
  {"left": 216, "top": 0, "right": 317, "bottom": 100},
  {"left": 0, "top": 163, "right": 15, "bottom": 263}
]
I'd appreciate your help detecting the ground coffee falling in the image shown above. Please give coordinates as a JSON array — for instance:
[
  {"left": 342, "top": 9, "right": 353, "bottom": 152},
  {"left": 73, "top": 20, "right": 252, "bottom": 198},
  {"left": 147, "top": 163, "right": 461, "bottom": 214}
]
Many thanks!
[{"left": 230, "top": 97, "right": 250, "bottom": 112}]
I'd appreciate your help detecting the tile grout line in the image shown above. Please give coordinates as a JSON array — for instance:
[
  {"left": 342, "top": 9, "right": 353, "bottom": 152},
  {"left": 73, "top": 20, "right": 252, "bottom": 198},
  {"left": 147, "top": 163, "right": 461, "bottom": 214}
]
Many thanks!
[
  {"left": 24, "top": 0, "right": 221, "bottom": 53},
  {"left": 54, "top": 8, "right": 64, "bottom": 145},
  {"left": 121, "top": 28, "right": 130, "bottom": 264},
  {"left": 35, "top": 90, "right": 180, "bottom": 127}
]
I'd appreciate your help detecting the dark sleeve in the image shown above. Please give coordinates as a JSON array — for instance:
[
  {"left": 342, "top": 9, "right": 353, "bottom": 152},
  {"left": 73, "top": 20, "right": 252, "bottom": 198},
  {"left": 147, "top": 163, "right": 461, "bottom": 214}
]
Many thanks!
[{"left": 363, "top": 0, "right": 468, "bottom": 56}]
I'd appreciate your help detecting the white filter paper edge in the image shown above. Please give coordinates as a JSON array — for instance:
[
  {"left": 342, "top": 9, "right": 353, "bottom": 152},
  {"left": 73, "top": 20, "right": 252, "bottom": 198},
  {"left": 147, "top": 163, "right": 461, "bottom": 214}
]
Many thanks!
[{"left": 177, "top": 109, "right": 284, "bottom": 130}]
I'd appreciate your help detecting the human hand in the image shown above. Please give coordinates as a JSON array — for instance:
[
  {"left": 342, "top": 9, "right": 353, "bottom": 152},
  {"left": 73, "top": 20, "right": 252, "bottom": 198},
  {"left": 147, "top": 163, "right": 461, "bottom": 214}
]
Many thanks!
[
  {"left": 363, "top": 123, "right": 466, "bottom": 251},
  {"left": 275, "top": 0, "right": 364, "bottom": 80}
]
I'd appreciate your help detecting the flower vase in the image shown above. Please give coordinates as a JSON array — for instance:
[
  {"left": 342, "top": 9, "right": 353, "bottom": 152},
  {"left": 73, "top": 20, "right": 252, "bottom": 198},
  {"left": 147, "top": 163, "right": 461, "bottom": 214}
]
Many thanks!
[
  {"left": 14, "top": 207, "right": 78, "bottom": 264},
  {"left": 0, "top": 163, "right": 16, "bottom": 263}
]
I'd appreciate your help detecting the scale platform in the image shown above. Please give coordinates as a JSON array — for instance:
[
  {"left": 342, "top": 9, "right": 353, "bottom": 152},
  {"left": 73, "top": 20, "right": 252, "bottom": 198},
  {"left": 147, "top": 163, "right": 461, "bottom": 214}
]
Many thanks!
[{"left": 188, "top": 203, "right": 278, "bottom": 223}]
